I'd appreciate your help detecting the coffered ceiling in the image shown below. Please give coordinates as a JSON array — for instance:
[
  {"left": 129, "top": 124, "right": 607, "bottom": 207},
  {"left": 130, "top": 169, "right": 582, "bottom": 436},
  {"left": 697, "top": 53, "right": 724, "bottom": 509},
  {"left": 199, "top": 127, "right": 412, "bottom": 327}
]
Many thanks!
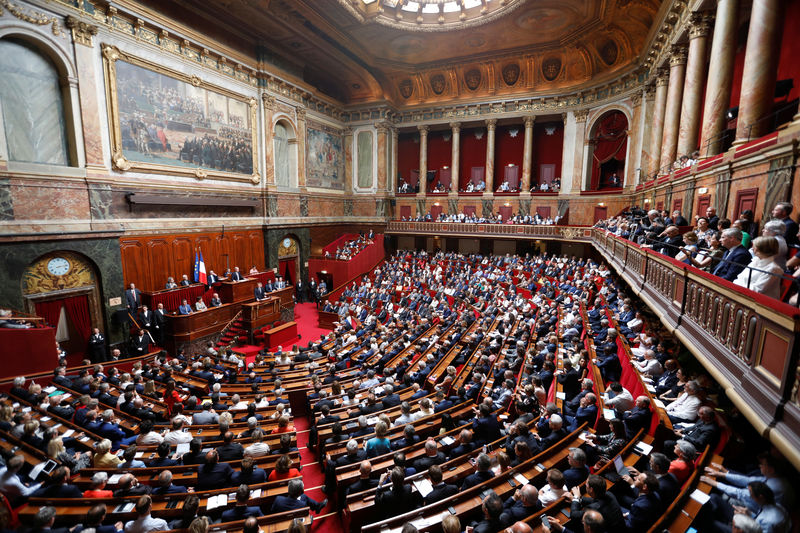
[{"left": 146, "top": 0, "right": 664, "bottom": 106}]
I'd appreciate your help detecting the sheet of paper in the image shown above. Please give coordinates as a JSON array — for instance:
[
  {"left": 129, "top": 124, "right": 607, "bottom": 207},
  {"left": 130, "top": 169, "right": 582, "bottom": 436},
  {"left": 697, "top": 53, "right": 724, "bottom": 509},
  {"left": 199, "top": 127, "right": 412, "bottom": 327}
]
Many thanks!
[
  {"left": 250, "top": 488, "right": 262, "bottom": 498},
  {"left": 176, "top": 443, "right": 190, "bottom": 455},
  {"left": 514, "top": 473, "right": 529, "bottom": 486},
  {"left": 634, "top": 441, "right": 653, "bottom": 455},
  {"left": 555, "top": 392, "right": 566, "bottom": 400},
  {"left": 108, "top": 474, "right": 124, "bottom": 484},
  {"left": 29, "top": 462, "right": 47, "bottom": 480},
  {"left": 689, "top": 489, "right": 710, "bottom": 505},
  {"left": 603, "top": 408, "right": 617, "bottom": 420},
  {"left": 653, "top": 398, "right": 666, "bottom": 409},
  {"left": 62, "top": 429, "right": 75, "bottom": 438},
  {"left": 645, "top": 383, "right": 656, "bottom": 393},
  {"left": 412, "top": 478, "right": 434, "bottom": 498},
  {"left": 439, "top": 436, "right": 455, "bottom": 446}
]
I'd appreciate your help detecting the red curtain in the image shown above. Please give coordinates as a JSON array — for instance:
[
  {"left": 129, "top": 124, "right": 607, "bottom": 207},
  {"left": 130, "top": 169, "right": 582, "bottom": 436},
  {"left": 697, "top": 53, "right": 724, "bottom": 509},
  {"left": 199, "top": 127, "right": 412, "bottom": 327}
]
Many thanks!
[
  {"left": 63, "top": 295, "right": 91, "bottom": 347},
  {"left": 34, "top": 299, "right": 63, "bottom": 329},
  {"left": 279, "top": 258, "right": 296, "bottom": 285},
  {"left": 590, "top": 111, "right": 628, "bottom": 190}
]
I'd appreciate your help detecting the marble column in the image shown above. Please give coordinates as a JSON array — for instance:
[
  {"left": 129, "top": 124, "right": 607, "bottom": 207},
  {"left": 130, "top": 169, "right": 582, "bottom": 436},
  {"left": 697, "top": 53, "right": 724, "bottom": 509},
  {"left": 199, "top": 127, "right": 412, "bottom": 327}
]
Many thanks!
[
  {"left": 648, "top": 70, "right": 669, "bottom": 176},
  {"left": 735, "top": 0, "right": 784, "bottom": 143},
  {"left": 262, "top": 95, "right": 276, "bottom": 186},
  {"left": 638, "top": 86, "right": 656, "bottom": 184},
  {"left": 521, "top": 116, "right": 535, "bottom": 192},
  {"left": 700, "top": 0, "right": 739, "bottom": 155},
  {"left": 572, "top": 110, "right": 589, "bottom": 192},
  {"left": 485, "top": 119, "right": 497, "bottom": 192},
  {"left": 391, "top": 128, "right": 399, "bottom": 191},
  {"left": 678, "top": 14, "right": 712, "bottom": 157},
  {"left": 343, "top": 127, "right": 354, "bottom": 193},
  {"left": 296, "top": 107, "right": 307, "bottom": 189},
  {"left": 418, "top": 125, "right": 428, "bottom": 195},
  {"left": 627, "top": 92, "right": 644, "bottom": 188},
  {"left": 659, "top": 46, "right": 688, "bottom": 171},
  {"left": 450, "top": 122, "right": 461, "bottom": 192},
  {"left": 376, "top": 123, "right": 388, "bottom": 193}
]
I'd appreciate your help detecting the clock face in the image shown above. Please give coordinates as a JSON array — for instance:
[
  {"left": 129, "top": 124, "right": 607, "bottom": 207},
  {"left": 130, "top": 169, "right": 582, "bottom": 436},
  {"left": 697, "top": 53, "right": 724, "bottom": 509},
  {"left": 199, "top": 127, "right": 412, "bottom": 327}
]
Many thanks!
[
  {"left": 283, "top": 238, "right": 291, "bottom": 248},
  {"left": 47, "top": 257, "right": 70, "bottom": 276}
]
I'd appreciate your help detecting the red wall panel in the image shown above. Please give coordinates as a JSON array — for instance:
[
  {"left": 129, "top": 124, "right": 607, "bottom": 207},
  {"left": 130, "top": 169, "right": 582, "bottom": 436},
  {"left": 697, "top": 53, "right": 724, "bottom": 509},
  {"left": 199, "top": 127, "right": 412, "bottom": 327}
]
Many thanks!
[
  {"left": 459, "top": 127, "right": 488, "bottom": 190},
  {"left": 495, "top": 124, "right": 525, "bottom": 178},
  {"left": 532, "top": 122, "right": 564, "bottom": 185},
  {"left": 398, "top": 133, "right": 419, "bottom": 188},
  {"left": 778, "top": 0, "right": 800, "bottom": 101},
  {"left": 427, "top": 130, "right": 452, "bottom": 187}
]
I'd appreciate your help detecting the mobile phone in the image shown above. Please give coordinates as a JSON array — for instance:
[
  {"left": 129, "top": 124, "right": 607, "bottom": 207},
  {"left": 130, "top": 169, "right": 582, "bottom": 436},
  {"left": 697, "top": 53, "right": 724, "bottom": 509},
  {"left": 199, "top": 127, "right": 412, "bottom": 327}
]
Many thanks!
[
  {"left": 197, "top": 429, "right": 202, "bottom": 434},
  {"left": 448, "top": 506, "right": 457, "bottom": 515},
  {"left": 507, "top": 479, "right": 516, "bottom": 488}
]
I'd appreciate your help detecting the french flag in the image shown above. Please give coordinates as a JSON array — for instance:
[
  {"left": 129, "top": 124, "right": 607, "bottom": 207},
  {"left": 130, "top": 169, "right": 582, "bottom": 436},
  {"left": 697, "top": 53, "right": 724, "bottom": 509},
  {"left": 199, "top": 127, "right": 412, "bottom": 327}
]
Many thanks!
[{"left": 197, "top": 249, "right": 207, "bottom": 285}]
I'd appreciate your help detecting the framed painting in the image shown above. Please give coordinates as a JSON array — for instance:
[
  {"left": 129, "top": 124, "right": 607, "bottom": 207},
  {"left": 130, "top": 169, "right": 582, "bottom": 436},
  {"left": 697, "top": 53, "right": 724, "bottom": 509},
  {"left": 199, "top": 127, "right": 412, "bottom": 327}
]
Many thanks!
[{"left": 102, "top": 45, "right": 260, "bottom": 184}]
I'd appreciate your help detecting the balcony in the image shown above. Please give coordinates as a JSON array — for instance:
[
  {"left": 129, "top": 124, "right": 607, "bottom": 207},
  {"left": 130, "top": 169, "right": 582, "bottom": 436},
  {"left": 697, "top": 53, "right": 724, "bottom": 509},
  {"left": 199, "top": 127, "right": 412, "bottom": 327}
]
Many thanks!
[{"left": 386, "top": 221, "right": 800, "bottom": 468}]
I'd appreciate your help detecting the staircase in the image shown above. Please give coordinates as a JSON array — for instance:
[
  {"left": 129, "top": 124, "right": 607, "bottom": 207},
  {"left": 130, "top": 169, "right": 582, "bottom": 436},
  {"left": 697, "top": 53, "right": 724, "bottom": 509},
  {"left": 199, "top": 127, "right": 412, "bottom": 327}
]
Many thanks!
[{"left": 216, "top": 311, "right": 245, "bottom": 349}]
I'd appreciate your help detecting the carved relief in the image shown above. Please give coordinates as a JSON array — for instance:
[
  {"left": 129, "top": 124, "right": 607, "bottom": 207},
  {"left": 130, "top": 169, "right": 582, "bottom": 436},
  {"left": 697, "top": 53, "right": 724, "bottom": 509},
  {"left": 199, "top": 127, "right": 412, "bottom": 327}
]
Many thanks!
[
  {"left": 65, "top": 15, "right": 98, "bottom": 47},
  {"left": 542, "top": 57, "right": 562, "bottom": 81},
  {"left": 502, "top": 63, "right": 520, "bottom": 86},
  {"left": 0, "top": 0, "right": 62, "bottom": 36},
  {"left": 399, "top": 79, "right": 414, "bottom": 99},
  {"left": 429, "top": 73, "right": 446, "bottom": 95},
  {"left": 464, "top": 68, "right": 482, "bottom": 91}
]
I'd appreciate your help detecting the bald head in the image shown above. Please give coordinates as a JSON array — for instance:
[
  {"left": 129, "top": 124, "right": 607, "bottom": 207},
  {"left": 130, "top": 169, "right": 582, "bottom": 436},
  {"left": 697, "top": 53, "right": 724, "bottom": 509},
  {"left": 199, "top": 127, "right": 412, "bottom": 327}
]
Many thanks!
[{"left": 519, "top": 484, "right": 538, "bottom": 505}]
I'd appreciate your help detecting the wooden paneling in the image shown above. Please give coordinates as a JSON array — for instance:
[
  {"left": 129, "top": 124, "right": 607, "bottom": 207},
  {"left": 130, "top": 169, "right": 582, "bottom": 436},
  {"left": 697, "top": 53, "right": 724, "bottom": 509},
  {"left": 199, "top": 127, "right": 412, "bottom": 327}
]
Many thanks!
[
  {"left": 734, "top": 188, "right": 758, "bottom": 221},
  {"left": 120, "top": 230, "right": 266, "bottom": 292}
]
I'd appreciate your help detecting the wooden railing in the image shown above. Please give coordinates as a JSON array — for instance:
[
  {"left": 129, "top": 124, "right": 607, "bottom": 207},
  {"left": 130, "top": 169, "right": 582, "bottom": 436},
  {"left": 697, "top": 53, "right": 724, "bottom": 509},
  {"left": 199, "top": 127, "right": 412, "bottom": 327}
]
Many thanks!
[{"left": 384, "top": 221, "right": 800, "bottom": 469}]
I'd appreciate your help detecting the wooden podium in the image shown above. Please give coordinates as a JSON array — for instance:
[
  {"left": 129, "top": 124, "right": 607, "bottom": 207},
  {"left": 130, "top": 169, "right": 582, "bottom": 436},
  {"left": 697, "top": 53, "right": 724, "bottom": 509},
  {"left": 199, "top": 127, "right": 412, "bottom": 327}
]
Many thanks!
[
  {"left": 263, "top": 321, "right": 298, "bottom": 349},
  {"left": 271, "top": 286, "right": 295, "bottom": 308},
  {"left": 165, "top": 304, "right": 239, "bottom": 352},
  {"left": 218, "top": 279, "right": 257, "bottom": 304},
  {"left": 242, "top": 297, "right": 281, "bottom": 343}
]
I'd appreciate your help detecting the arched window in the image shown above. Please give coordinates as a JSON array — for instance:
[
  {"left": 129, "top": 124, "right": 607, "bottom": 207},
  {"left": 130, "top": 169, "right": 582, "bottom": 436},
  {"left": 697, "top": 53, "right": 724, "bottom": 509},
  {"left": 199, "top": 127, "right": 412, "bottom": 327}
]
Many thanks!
[
  {"left": 587, "top": 110, "right": 628, "bottom": 191},
  {"left": 0, "top": 38, "right": 71, "bottom": 166},
  {"left": 273, "top": 120, "right": 297, "bottom": 187}
]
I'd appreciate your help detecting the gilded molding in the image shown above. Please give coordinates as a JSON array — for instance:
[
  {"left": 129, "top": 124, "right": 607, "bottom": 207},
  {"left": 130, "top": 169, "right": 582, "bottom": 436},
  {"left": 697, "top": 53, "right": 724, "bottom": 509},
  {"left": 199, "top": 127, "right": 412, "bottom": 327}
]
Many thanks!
[
  {"left": 0, "top": 0, "right": 63, "bottom": 36},
  {"left": 523, "top": 116, "right": 535, "bottom": 128},
  {"left": 669, "top": 45, "right": 687, "bottom": 66},
  {"left": 65, "top": 15, "right": 98, "bottom": 46}
]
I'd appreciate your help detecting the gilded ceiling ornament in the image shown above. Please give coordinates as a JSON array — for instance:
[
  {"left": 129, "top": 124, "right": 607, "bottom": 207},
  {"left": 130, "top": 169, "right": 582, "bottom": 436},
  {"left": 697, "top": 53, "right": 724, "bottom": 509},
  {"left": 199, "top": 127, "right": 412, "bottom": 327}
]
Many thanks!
[
  {"left": 464, "top": 68, "right": 481, "bottom": 91},
  {"left": 399, "top": 79, "right": 413, "bottom": 99},
  {"left": 429, "top": 73, "right": 446, "bottom": 95},
  {"left": 502, "top": 63, "right": 520, "bottom": 86},
  {"left": 542, "top": 57, "right": 562, "bottom": 82}
]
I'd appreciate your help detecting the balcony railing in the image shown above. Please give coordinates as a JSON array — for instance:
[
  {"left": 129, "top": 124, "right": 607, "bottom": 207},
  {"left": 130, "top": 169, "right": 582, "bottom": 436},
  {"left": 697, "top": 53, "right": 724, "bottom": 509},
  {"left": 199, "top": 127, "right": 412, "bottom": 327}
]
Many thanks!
[{"left": 386, "top": 221, "right": 800, "bottom": 468}]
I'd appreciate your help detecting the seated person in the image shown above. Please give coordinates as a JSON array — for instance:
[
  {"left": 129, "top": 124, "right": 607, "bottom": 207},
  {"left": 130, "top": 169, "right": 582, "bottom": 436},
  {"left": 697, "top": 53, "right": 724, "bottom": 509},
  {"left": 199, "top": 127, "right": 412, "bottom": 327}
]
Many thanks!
[
  {"left": 178, "top": 299, "right": 193, "bottom": 315},
  {"left": 194, "top": 296, "right": 207, "bottom": 312}
]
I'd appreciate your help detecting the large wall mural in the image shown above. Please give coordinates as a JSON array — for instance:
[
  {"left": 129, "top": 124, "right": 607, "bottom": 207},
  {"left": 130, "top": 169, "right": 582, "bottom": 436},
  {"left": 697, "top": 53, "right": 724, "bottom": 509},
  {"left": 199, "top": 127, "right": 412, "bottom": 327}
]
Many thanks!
[
  {"left": 306, "top": 122, "right": 344, "bottom": 190},
  {"left": 102, "top": 45, "right": 260, "bottom": 184}
]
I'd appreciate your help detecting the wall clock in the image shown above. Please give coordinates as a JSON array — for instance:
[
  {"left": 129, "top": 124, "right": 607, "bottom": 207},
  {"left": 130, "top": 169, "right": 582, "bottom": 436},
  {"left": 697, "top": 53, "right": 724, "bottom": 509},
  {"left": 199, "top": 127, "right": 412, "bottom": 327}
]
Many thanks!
[
  {"left": 47, "top": 257, "right": 71, "bottom": 276},
  {"left": 283, "top": 238, "right": 291, "bottom": 248}
]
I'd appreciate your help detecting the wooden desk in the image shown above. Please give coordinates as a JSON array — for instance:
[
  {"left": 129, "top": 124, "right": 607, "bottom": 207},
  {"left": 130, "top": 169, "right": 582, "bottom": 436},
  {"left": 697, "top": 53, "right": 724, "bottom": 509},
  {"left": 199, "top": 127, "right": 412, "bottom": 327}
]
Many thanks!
[
  {"left": 141, "top": 283, "right": 207, "bottom": 312},
  {"left": 271, "top": 285, "right": 295, "bottom": 307},
  {"left": 318, "top": 310, "right": 338, "bottom": 329},
  {"left": 243, "top": 297, "right": 281, "bottom": 343},
  {"left": 263, "top": 321, "right": 298, "bottom": 349},
  {"left": 218, "top": 278, "right": 257, "bottom": 304},
  {"left": 166, "top": 304, "right": 239, "bottom": 351}
]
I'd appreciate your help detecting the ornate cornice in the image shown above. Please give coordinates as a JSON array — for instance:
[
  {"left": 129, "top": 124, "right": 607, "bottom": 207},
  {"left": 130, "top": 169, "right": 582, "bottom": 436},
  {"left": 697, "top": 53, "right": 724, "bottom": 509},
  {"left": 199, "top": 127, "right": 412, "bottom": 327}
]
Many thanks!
[
  {"left": 64, "top": 15, "right": 97, "bottom": 46},
  {"left": 689, "top": 12, "right": 713, "bottom": 39},
  {"left": 669, "top": 45, "right": 688, "bottom": 67},
  {"left": 524, "top": 116, "right": 535, "bottom": 128},
  {"left": 418, "top": 125, "right": 429, "bottom": 134},
  {"left": 449, "top": 122, "right": 462, "bottom": 131},
  {"left": 485, "top": 119, "right": 497, "bottom": 130},
  {"left": 574, "top": 109, "right": 590, "bottom": 122}
]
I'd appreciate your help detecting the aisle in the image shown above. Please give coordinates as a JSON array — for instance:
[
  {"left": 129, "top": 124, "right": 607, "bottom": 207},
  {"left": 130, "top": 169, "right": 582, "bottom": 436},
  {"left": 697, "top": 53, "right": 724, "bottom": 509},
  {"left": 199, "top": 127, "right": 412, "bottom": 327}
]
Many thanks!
[
  {"left": 292, "top": 406, "right": 343, "bottom": 532},
  {"left": 293, "top": 303, "right": 333, "bottom": 347}
]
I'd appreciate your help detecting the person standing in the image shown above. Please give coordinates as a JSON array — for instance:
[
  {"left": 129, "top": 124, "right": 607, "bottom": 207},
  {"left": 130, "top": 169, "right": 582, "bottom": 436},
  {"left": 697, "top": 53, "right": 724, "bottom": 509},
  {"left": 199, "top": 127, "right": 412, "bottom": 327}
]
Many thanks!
[{"left": 87, "top": 328, "right": 107, "bottom": 363}]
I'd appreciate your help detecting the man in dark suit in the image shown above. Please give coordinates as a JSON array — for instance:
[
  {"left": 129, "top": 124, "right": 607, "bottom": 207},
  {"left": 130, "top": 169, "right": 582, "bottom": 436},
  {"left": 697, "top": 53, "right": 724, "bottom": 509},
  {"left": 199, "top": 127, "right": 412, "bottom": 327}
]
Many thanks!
[
  {"left": 151, "top": 303, "right": 166, "bottom": 345},
  {"left": 196, "top": 450, "right": 234, "bottom": 491},
  {"left": 500, "top": 485, "right": 542, "bottom": 527},
  {"left": 380, "top": 385, "right": 401, "bottom": 408},
  {"left": 207, "top": 270, "right": 220, "bottom": 285},
  {"left": 557, "top": 360, "right": 581, "bottom": 401},
  {"left": 270, "top": 479, "right": 327, "bottom": 513},
  {"left": 52, "top": 367, "right": 73, "bottom": 389},
  {"left": 574, "top": 393, "right": 599, "bottom": 428},
  {"left": 125, "top": 283, "right": 141, "bottom": 313},
  {"left": 216, "top": 431, "right": 245, "bottom": 462},
  {"left": 596, "top": 346, "right": 622, "bottom": 383},
  {"left": 412, "top": 439, "right": 447, "bottom": 472},
  {"left": 461, "top": 453, "right": 495, "bottom": 490},
  {"left": 151, "top": 470, "right": 187, "bottom": 495},
  {"left": 568, "top": 475, "right": 625, "bottom": 532},
  {"left": 531, "top": 414, "right": 567, "bottom": 454},
  {"left": 87, "top": 328, "right": 106, "bottom": 363},
  {"left": 773, "top": 201, "right": 799, "bottom": 247},
  {"left": 230, "top": 267, "right": 244, "bottom": 281},
  {"left": 148, "top": 443, "right": 179, "bottom": 467},
  {"left": 652, "top": 225, "right": 684, "bottom": 258},
  {"left": 138, "top": 305, "right": 154, "bottom": 332},
  {"left": 423, "top": 464, "right": 458, "bottom": 505},
  {"left": 563, "top": 447, "right": 590, "bottom": 489},
  {"left": 472, "top": 404, "right": 502, "bottom": 445},
  {"left": 232, "top": 457, "right": 268, "bottom": 485},
  {"left": 625, "top": 472, "right": 662, "bottom": 532},
  {"left": 254, "top": 282, "right": 267, "bottom": 301},
  {"left": 448, "top": 429, "right": 476, "bottom": 459},
  {"left": 345, "top": 461, "right": 378, "bottom": 498},
  {"left": 623, "top": 396, "right": 653, "bottom": 440},
  {"left": 471, "top": 492, "right": 505, "bottom": 533},
  {"left": 131, "top": 329, "right": 150, "bottom": 355},
  {"left": 712, "top": 228, "right": 752, "bottom": 281},
  {"left": 667, "top": 406, "right": 720, "bottom": 452},
  {"left": 295, "top": 279, "right": 305, "bottom": 303},
  {"left": 209, "top": 293, "right": 222, "bottom": 307},
  {"left": 32, "top": 467, "right": 83, "bottom": 498},
  {"left": 221, "top": 484, "right": 263, "bottom": 522}
]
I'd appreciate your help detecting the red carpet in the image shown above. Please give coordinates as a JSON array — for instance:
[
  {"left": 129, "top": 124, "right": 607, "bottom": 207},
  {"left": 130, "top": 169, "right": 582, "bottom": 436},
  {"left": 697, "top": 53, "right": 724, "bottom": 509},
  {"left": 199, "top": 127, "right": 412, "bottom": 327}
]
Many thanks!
[
  {"left": 232, "top": 344, "right": 262, "bottom": 367},
  {"left": 293, "top": 303, "right": 333, "bottom": 348}
]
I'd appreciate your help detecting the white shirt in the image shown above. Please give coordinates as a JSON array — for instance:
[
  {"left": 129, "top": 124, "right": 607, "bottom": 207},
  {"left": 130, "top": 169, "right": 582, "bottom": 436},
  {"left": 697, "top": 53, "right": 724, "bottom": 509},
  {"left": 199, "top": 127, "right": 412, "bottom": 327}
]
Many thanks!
[
  {"left": 163, "top": 430, "right": 193, "bottom": 445},
  {"left": 125, "top": 513, "right": 169, "bottom": 533},
  {"left": 244, "top": 442, "right": 270, "bottom": 457},
  {"left": 734, "top": 256, "right": 784, "bottom": 299},
  {"left": 634, "top": 358, "right": 663, "bottom": 377},
  {"left": 665, "top": 392, "right": 701, "bottom": 422},
  {"left": 538, "top": 483, "right": 568, "bottom": 506}
]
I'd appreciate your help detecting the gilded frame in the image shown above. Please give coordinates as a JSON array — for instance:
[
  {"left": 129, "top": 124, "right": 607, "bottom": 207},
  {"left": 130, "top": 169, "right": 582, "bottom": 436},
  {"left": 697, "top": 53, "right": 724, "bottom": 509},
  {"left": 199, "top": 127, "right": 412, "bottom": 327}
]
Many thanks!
[{"left": 102, "top": 44, "right": 260, "bottom": 184}]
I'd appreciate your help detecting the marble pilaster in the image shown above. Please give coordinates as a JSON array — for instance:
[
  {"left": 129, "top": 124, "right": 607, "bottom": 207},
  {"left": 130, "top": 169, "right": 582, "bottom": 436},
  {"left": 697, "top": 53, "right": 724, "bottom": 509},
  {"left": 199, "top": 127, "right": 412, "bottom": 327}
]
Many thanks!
[
  {"left": 571, "top": 110, "right": 589, "bottom": 192},
  {"left": 69, "top": 18, "right": 103, "bottom": 169},
  {"left": 521, "top": 116, "right": 535, "bottom": 192},
  {"left": 701, "top": 0, "right": 739, "bottom": 155},
  {"left": 376, "top": 123, "right": 388, "bottom": 193},
  {"left": 637, "top": 86, "right": 655, "bottom": 184},
  {"left": 627, "top": 92, "right": 644, "bottom": 189},
  {"left": 659, "top": 47, "right": 688, "bottom": 171},
  {"left": 649, "top": 71, "right": 669, "bottom": 176},
  {"left": 418, "top": 125, "right": 428, "bottom": 195},
  {"left": 295, "top": 107, "right": 307, "bottom": 188},
  {"left": 262, "top": 95, "right": 276, "bottom": 186},
  {"left": 343, "top": 127, "right": 354, "bottom": 193},
  {"left": 450, "top": 122, "right": 461, "bottom": 192},
  {"left": 678, "top": 14, "right": 712, "bottom": 157},
  {"left": 485, "top": 119, "right": 497, "bottom": 192},
  {"left": 391, "top": 128, "right": 399, "bottom": 191},
  {"left": 734, "top": 0, "right": 784, "bottom": 143}
]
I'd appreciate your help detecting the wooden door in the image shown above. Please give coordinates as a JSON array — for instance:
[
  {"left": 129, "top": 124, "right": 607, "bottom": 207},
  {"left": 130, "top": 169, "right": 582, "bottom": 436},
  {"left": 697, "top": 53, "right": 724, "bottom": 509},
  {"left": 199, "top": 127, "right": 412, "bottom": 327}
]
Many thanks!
[
  {"left": 593, "top": 206, "right": 608, "bottom": 223},
  {"left": 400, "top": 205, "right": 411, "bottom": 219},
  {"left": 539, "top": 164, "right": 555, "bottom": 185},
  {"left": 697, "top": 196, "right": 711, "bottom": 219},
  {"left": 470, "top": 166, "right": 485, "bottom": 185},
  {"left": 734, "top": 188, "right": 758, "bottom": 220},
  {"left": 536, "top": 206, "right": 551, "bottom": 218},
  {"left": 672, "top": 198, "right": 683, "bottom": 215},
  {"left": 499, "top": 206, "right": 512, "bottom": 220},
  {"left": 430, "top": 205, "right": 443, "bottom": 219},
  {"left": 504, "top": 166, "right": 520, "bottom": 189},
  {"left": 463, "top": 206, "right": 476, "bottom": 216}
]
